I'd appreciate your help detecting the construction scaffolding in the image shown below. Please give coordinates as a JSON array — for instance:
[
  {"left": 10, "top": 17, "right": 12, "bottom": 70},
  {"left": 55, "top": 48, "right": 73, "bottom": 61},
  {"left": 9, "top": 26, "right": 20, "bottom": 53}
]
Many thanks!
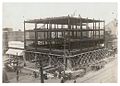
[{"left": 24, "top": 15, "right": 108, "bottom": 71}]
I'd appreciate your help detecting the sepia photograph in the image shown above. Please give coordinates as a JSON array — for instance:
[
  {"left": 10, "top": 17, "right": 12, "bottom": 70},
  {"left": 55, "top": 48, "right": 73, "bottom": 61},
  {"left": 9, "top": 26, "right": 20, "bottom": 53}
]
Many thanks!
[{"left": 2, "top": 2, "right": 118, "bottom": 83}]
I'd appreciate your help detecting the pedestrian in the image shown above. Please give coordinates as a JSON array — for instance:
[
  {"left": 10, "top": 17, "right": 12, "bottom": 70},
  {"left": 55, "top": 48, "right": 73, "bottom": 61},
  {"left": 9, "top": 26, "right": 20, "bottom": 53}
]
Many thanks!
[
  {"left": 58, "top": 71, "right": 62, "bottom": 79},
  {"left": 56, "top": 71, "right": 59, "bottom": 78},
  {"left": 60, "top": 77, "right": 64, "bottom": 83},
  {"left": 44, "top": 72, "right": 48, "bottom": 80},
  {"left": 16, "top": 70, "right": 19, "bottom": 82},
  {"left": 74, "top": 79, "right": 76, "bottom": 83},
  {"left": 33, "top": 71, "right": 37, "bottom": 78},
  {"left": 54, "top": 71, "right": 57, "bottom": 78},
  {"left": 24, "top": 62, "right": 26, "bottom": 66}
]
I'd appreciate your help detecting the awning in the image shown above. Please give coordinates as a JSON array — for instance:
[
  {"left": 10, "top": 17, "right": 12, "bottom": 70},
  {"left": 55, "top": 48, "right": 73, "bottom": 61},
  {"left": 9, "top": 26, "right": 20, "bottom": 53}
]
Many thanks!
[{"left": 6, "top": 49, "right": 24, "bottom": 56}]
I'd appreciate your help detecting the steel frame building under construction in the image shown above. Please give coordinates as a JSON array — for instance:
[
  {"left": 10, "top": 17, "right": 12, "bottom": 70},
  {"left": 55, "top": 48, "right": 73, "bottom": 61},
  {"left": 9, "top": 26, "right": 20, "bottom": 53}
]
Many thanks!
[{"left": 24, "top": 15, "right": 109, "bottom": 71}]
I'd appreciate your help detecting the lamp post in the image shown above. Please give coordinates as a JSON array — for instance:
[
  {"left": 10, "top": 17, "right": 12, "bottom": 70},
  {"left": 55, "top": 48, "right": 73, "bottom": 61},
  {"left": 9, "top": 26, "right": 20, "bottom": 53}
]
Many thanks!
[
  {"left": 39, "top": 57, "right": 44, "bottom": 83},
  {"left": 16, "top": 53, "right": 19, "bottom": 82}
]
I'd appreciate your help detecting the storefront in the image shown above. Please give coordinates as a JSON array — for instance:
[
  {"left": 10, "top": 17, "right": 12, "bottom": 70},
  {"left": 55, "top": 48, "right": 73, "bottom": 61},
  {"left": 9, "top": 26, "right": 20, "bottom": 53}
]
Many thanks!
[{"left": 5, "top": 41, "right": 26, "bottom": 66}]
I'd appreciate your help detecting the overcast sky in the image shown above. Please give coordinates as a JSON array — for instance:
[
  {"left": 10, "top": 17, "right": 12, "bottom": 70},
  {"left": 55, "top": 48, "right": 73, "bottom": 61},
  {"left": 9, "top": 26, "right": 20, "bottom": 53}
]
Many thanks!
[{"left": 3, "top": 3, "right": 117, "bottom": 31}]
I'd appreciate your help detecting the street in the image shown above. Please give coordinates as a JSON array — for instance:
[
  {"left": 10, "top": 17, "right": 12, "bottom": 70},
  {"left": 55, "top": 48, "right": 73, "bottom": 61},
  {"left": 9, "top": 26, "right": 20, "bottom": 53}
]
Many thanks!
[
  {"left": 66, "top": 56, "right": 117, "bottom": 83},
  {"left": 6, "top": 55, "right": 117, "bottom": 83}
]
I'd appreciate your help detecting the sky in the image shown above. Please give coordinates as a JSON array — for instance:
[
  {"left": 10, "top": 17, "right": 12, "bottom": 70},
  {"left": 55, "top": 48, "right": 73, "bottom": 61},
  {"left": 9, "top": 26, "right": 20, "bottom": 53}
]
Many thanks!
[{"left": 3, "top": 3, "right": 117, "bottom": 31}]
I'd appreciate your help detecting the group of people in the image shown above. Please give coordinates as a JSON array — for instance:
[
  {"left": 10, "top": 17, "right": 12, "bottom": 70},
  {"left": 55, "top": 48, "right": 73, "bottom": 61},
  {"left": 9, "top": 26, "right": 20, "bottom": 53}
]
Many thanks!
[
  {"left": 32, "top": 69, "right": 77, "bottom": 83},
  {"left": 53, "top": 70, "right": 63, "bottom": 78},
  {"left": 53, "top": 70, "right": 77, "bottom": 83}
]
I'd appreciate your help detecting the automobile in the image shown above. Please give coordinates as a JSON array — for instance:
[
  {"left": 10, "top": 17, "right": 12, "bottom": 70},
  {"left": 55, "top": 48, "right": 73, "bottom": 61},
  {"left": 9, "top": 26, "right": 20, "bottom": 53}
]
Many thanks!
[{"left": 91, "top": 60, "right": 107, "bottom": 71}]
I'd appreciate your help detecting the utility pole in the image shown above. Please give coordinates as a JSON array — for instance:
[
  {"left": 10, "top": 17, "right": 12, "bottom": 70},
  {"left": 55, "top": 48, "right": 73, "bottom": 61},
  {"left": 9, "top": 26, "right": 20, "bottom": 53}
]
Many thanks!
[
  {"left": 38, "top": 54, "right": 44, "bottom": 83},
  {"left": 16, "top": 53, "right": 19, "bottom": 82}
]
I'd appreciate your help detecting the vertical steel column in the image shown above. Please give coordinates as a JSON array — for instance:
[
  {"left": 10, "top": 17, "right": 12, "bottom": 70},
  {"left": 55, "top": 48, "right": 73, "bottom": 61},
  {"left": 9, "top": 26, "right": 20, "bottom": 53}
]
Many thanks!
[
  {"left": 49, "top": 21, "right": 52, "bottom": 51},
  {"left": 72, "top": 25, "right": 74, "bottom": 38},
  {"left": 95, "top": 22, "right": 96, "bottom": 38},
  {"left": 44, "top": 24, "right": 46, "bottom": 45},
  {"left": 54, "top": 24, "right": 56, "bottom": 46},
  {"left": 61, "top": 24, "right": 64, "bottom": 37},
  {"left": 68, "top": 16, "right": 71, "bottom": 51},
  {"left": 86, "top": 17, "right": 88, "bottom": 37},
  {"left": 104, "top": 21, "right": 105, "bottom": 47},
  {"left": 47, "top": 24, "right": 48, "bottom": 46},
  {"left": 76, "top": 25, "right": 77, "bottom": 38},
  {"left": 80, "top": 18, "right": 82, "bottom": 38},
  {"left": 35, "top": 23, "right": 38, "bottom": 51},
  {"left": 98, "top": 21, "right": 101, "bottom": 48},
  {"left": 93, "top": 18, "right": 94, "bottom": 39},
  {"left": 99, "top": 21, "right": 100, "bottom": 39},
  {"left": 24, "top": 21, "right": 26, "bottom": 50},
  {"left": 94, "top": 21, "right": 97, "bottom": 49},
  {"left": 80, "top": 17, "right": 82, "bottom": 51},
  {"left": 23, "top": 21, "right": 26, "bottom": 63},
  {"left": 56, "top": 24, "right": 58, "bottom": 46},
  {"left": 47, "top": 23, "right": 50, "bottom": 47},
  {"left": 86, "top": 18, "right": 89, "bottom": 50}
]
